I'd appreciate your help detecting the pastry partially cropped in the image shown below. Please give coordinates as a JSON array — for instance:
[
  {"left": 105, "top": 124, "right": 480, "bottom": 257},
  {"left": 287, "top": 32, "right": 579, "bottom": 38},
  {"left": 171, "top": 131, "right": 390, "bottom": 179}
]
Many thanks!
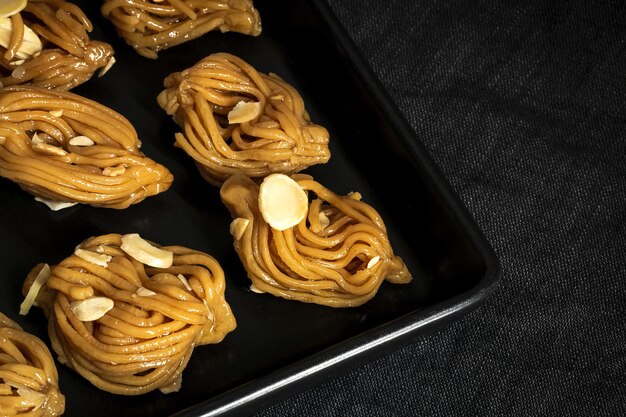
[
  {"left": 0, "top": 312, "right": 65, "bottom": 416},
  {"left": 21, "top": 233, "right": 237, "bottom": 395},
  {"left": 158, "top": 52, "right": 331, "bottom": 186},
  {"left": 101, "top": 0, "right": 261, "bottom": 59},
  {"left": 220, "top": 173, "right": 412, "bottom": 308},
  {"left": 0, "top": 86, "right": 173, "bottom": 209},
  {"left": 0, "top": 0, "right": 115, "bottom": 91}
]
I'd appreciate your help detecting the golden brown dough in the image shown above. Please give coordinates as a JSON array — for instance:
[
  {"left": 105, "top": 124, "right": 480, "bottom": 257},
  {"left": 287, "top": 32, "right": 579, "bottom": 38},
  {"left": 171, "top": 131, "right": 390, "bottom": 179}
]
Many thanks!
[
  {"left": 0, "top": 312, "right": 65, "bottom": 416},
  {"left": 220, "top": 173, "right": 411, "bottom": 308},
  {"left": 22, "top": 233, "right": 237, "bottom": 395},
  {"left": 0, "top": 86, "right": 173, "bottom": 209},
  {"left": 101, "top": 0, "right": 261, "bottom": 59},
  {"left": 0, "top": 0, "right": 115, "bottom": 91},
  {"left": 157, "top": 52, "right": 331, "bottom": 186}
]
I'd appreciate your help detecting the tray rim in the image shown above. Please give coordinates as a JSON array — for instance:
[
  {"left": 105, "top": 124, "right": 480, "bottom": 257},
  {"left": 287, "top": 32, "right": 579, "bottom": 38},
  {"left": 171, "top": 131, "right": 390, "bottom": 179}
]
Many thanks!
[{"left": 170, "top": 0, "right": 502, "bottom": 415}]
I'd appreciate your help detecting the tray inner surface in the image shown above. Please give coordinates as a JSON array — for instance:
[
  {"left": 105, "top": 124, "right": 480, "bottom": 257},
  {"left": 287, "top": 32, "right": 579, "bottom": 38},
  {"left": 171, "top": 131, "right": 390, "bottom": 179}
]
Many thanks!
[{"left": 0, "top": 1, "right": 488, "bottom": 416}]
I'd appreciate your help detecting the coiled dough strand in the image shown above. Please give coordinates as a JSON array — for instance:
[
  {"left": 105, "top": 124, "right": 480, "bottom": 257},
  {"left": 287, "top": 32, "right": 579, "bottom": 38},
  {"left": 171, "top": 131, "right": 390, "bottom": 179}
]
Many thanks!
[
  {"left": 1, "top": 0, "right": 115, "bottom": 91},
  {"left": 158, "top": 52, "right": 330, "bottom": 186},
  {"left": 220, "top": 174, "right": 411, "bottom": 307},
  {"left": 22, "top": 234, "right": 236, "bottom": 395},
  {"left": 0, "top": 86, "right": 173, "bottom": 209},
  {"left": 102, "top": 0, "right": 261, "bottom": 59},
  {"left": 0, "top": 312, "right": 64, "bottom": 417}
]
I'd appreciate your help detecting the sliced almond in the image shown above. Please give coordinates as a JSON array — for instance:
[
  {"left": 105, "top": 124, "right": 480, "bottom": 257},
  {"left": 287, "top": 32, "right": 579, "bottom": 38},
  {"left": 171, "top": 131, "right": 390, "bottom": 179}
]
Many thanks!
[
  {"left": 11, "top": 65, "right": 25, "bottom": 78},
  {"left": 49, "top": 110, "right": 63, "bottom": 118},
  {"left": 31, "top": 132, "right": 43, "bottom": 145},
  {"left": 102, "top": 165, "right": 125, "bottom": 177},
  {"left": 19, "top": 263, "right": 50, "bottom": 315},
  {"left": 120, "top": 233, "right": 173, "bottom": 268},
  {"left": 34, "top": 197, "right": 77, "bottom": 211},
  {"left": 0, "top": 136, "right": 5, "bottom": 145},
  {"left": 70, "top": 296, "right": 114, "bottom": 321},
  {"left": 136, "top": 286, "right": 156, "bottom": 297},
  {"left": 250, "top": 284, "right": 265, "bottom": 294},
  {"left": 318, "top": 212, "right": 330, "bottom": 230},
  {"left": 367, "top": 255, "right": 381, "bottom": 269},
  {"left": 17, "top": 388, "right": 47, "bottom": 403},
  {"left": 0, "top": 17, "right": 42, "bottom": 60},
  {"left": 98, "top": 56, "right": 116, "bottom": 78},
  {"left": 258, "top": 173, "right": 308, "bottom": 231},
  {"left": 69, "top": 136, "right": 95, "bottom": 146},
  {"left": 229, "top": 218, "right": 249, "bottom": 240},
  {"left": 227, "top": 100, "right": 262, "bottom": 124},
  {"left": 347, "top": 191, "right": 362, "bottom": 201},
  {"left": 74, "top": 248, "right": 112, "bottom": 267},
  {"left": 0, "top": 0, "right": 26, "bottom": 19},
  {"left": 177, "top": 274, "right": 192, "bottom": 291},
  {"left": 10, "top": 59, "right": 24, "bottom": 66}
]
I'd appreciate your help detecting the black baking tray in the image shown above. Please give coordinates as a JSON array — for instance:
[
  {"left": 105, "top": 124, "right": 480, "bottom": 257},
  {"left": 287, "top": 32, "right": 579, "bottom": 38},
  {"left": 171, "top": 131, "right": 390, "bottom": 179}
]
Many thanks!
[{"left": 0, "top": 0, "right": 501, "bottom": 416}]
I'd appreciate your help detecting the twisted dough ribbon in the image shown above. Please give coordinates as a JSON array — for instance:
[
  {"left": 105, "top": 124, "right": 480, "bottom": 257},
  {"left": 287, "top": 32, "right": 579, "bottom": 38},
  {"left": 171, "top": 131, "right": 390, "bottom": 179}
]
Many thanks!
[
  {"left": 23, "top": 233, "right": 237, "bottom": 395},
  {"left": 0, "top": 312, "right": 65, "bottom": 416},
  {"left": 158, "top": 52, "right": 331, "bottom": 186},
  {"left": 0, "top": 86, "right": 173, "bottom": 209},
  {"left": 220, "top": 174, "right": 411, "bottom": 307},
  {"left": 1, "top": 0, "right": 115, "bottom": 90},
  {"left": 102, "top": 0, "right": 261, "bottom": 59}
]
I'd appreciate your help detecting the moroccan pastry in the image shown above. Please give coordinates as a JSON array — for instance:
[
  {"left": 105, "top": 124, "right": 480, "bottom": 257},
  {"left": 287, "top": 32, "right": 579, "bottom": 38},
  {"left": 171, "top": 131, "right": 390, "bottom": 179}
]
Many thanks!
[
  {"left": 21, "top": 233, "right": 237, "bottom": 395},
  {"left": 101, "top": 0, "right": 261, "bottom": 59},
  {"left": 0, "top": 0, "right": 115, "bottom": 91},
  {"left": 0, "top": 86, "right": 173, "bottom": 209},
  {"left": 220, "top": 173, "right": 412, "bottom": 307},
  {"left": 0, "top": 312, "right": 64, "bottom": 416},
  {"left": 157, "top": 52, "right": 331, "bottom": 186}
]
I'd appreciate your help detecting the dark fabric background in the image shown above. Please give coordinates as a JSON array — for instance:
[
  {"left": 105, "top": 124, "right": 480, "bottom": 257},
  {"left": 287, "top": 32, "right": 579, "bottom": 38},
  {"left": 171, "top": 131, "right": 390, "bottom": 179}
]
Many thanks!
[{"left": 255, "top": 0, "right": 626, "bottom": 416}]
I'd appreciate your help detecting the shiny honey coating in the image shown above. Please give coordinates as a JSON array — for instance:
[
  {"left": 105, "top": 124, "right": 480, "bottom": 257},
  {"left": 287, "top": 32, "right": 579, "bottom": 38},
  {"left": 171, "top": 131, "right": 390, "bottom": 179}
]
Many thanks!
[
  {"left": 0, "top": 0, "right": 115, "bottom": 91},
  {"left": 22, "top": 233, "right": 237, "bottom": 395},
  {"left": 220, "top": 174, "right": 412, "bottom": 307},
  {"left": 0, "top": 312, "right": 65, "bottom": 417},
  {"left": 0, "top": 86, "right": 173, "bottom": 209},
  {"left": 102, "top": 0, "right": 261, "bottom": 59},
  {"left": 158, "top": 52, "right": 331, "bottom": 186}
]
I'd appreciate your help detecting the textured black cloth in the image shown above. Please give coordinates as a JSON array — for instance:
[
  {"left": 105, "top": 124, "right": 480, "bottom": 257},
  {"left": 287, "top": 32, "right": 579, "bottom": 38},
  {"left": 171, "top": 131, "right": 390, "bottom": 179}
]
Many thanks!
[{"left": 255, "top": 0, "right": 626, "bottom": 416}]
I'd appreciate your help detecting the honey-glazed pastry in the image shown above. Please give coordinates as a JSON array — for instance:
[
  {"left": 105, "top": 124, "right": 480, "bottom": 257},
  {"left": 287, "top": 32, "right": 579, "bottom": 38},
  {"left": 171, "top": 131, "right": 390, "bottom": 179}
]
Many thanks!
[
  {"left": 21, "top": 233, "right": 237, "bottom": 395},
  {"left": 0, "top": 311, "right": 64, "bottom": 416},
  {"left": 0, "top": 0, "right": 115, "bottom": 90},
  {"left": 0, "top": 86, "right": 173, "bottom": 209},
  {"left": 157, "top": 52, "right": 330, "bottom": 186},
  {"left": 102, "top": 0, "right": 261, "bottom": 59},
  {"left": 220, "top": 173, "right": 411, "bottom": 307}
]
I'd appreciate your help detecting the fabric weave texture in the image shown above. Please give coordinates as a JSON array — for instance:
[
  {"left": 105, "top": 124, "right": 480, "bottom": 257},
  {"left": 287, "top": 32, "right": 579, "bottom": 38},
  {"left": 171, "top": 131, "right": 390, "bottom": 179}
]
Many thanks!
[{"left": 254, "top": 0, "right": 626, "bottom": 416}]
